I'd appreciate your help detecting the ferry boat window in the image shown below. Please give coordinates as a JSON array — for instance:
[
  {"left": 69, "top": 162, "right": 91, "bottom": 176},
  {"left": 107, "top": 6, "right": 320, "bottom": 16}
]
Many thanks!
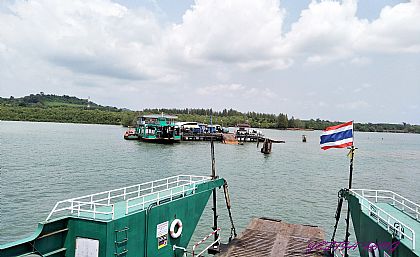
[{"left": 146, "top": 127, "right": 156, "bottom": 135}]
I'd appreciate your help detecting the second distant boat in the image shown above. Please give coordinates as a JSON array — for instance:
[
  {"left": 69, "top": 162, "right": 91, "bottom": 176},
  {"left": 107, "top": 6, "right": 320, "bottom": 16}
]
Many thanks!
[{"left": 136, "top": 114, "right": 181, "bottom": 143}]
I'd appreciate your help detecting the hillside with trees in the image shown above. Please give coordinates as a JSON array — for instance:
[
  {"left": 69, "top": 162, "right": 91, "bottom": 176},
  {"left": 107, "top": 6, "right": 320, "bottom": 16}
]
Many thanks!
[{"left": 1, "top": 93, "right": 419, "bottom": 133}]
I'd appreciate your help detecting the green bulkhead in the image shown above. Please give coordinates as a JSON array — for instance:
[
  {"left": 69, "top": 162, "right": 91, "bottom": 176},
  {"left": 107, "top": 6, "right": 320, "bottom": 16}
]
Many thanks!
[
  {"left": 347, "top": 189, "right": 419, "bottom": 257},
  {"left": 0, "top": 176, "right": 224, "bottom": 257}
]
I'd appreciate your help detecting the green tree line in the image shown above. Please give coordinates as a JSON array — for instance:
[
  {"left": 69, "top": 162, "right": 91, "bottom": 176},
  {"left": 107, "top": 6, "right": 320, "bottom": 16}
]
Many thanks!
[{"left": 1, "top": 93, "right": 419, "bottom": 133}]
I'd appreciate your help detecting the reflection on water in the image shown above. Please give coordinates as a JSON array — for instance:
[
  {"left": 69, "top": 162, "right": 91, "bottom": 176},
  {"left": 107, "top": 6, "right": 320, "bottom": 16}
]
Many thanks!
[{"left": 1, "top": 121, "right": 419, "bottom": 250}]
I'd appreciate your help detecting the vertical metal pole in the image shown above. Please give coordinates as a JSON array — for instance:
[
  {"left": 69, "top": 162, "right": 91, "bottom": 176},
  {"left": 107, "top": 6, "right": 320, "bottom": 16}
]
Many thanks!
[
  {"left": 210, "top": 109, "right": 219, "bottom": 243},
  {"left": 344, "top": 146, "right": 355, "bottom": 257}
]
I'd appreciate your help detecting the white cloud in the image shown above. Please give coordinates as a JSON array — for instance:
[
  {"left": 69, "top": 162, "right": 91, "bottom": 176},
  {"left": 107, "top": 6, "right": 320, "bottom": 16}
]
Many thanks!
[
  {"left": 350, "top": 56, "right": 371, "bottom": 66},
  {"left": 197, "top": 83, "right": 245, "bottom": 96},
  {"left": 0, "top": 0, "right": 175, "bottom": 82},
  {"left": 357, "top": 0, "right": 420, "bottom": 53},
  {"left": 353, "top": 83, "right": 372, "bottom": 93},
  {"left": 337, "top": 100, "right": 370, "bottom": 110},
  {"left": 282, "top": 0, "right": 420, "bottom": 63},
  {"left": 0, "top": 0, "right": 419, "bottom": 124},
  {"left": 282, "top": 0, "right": 366, "bottom": 63},
  {"left": 196, "top": 83, "right": 276, "bottom": 99},
  {"left": 168, "top": 0, "right": 289, "bottom": 69},
  {"left": 2, "top": 0, "right": 420, "bottom": 83}
]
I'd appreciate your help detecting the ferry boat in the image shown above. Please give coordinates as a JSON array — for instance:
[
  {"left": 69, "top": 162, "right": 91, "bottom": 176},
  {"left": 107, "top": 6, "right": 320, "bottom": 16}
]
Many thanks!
[
  {"left": 1, "top": 175, "right": 225, "bottom": 257},
  {"left": 136, "top": 114, "right": 181, "bottom": 143},
  {"left": 345, "top": 189, "right": 419, "bottom": 257},
  {"left": 2, "top": 180, "right": 419, "bottom": 257}
]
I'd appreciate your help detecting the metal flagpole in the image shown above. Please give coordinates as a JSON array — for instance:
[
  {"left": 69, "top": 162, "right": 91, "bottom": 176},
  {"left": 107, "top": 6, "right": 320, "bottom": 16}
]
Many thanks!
[
  {"left": 210, "top": 109, "right": 219, "bottom": 246},
  {"left": 344, "top": 121, "right": 355, "bottom": 257}
]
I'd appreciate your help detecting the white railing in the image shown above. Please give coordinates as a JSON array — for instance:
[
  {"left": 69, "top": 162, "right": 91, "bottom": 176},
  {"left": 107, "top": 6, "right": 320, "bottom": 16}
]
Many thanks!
[
  {"left": 46, "top": 175, "right": 211, "bottom": 221},
  {"left": 350, "top": 189, "right": 417, "bottom": 250},
  {"left": 351, "top": 189, "right": 420, "bottom": 221},
  {"left": 192, "top": 228, "right": 221, "bottom": 257}
]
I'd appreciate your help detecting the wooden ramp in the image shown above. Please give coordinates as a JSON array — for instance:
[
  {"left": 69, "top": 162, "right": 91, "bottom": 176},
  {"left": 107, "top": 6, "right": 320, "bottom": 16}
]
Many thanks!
[{"left": 218, "top": 217, "right": 325, "bottom": 257}]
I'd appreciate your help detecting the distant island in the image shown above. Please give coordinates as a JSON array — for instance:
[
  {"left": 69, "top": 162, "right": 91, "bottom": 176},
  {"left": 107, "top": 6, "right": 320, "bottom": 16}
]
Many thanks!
[{"left": 1, "top": 93, "right": 419, "bottom": 134}]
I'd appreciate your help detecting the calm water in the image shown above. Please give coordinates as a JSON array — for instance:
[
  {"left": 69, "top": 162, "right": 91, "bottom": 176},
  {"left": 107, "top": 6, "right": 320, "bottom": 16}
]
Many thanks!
[{"left": 1, "top": 121, "right": 419, "bottom": 251}]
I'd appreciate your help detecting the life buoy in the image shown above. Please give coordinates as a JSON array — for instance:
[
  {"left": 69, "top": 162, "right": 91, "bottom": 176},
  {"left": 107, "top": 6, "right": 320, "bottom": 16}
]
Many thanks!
[
  {"left": 170, "top": 219, "right": 183, "bottom": 238},
  {"left": 368, "top": 243, "right": 379, "bottom": 257}
]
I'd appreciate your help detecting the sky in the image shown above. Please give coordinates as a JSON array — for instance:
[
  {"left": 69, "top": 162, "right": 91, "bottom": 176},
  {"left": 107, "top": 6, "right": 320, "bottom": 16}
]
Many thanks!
[{"left": 0, "top": 0, "right": 419, "bottom": 124}]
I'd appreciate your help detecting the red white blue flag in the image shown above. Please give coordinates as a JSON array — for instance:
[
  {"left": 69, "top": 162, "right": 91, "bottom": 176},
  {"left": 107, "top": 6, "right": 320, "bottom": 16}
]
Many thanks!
[{"left": 320, "top": 121, "right": 354, "bottom": 150}]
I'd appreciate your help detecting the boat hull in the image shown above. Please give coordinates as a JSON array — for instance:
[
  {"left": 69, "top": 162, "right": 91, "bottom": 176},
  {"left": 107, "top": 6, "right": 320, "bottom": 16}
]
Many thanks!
[
  {"left": 1, "top": 177, "right": 225, "bottom": 257},
  {"left": 348, "top": 193, "right": 418, "bottom": 257},
  {"left": 141, "top": 137, "right": 180, "bottom": 144},
  {"left": 124, "top": 135, "right": 139, "bottom": 140}
]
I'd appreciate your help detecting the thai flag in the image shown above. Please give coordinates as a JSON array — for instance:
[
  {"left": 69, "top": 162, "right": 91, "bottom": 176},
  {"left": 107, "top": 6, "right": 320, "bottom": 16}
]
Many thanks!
[{"left": 320, "top": 121, "right": 354, "bottom": 150}]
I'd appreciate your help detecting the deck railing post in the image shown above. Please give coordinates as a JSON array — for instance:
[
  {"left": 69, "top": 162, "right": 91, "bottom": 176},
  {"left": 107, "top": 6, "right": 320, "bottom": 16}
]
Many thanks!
[
  {"left": 90, "top": 195, "right": 93, "bottom": 209},
  {"left": 108, "top": 192, "right": 111, "bottom": 205},
  {"left": 70, "top": 201, "right": 74, "bottom": 214},
  {"left": 402, "top": 200, "right": 405, "bottom": 211},
  {"left": 93, "top": 205, "right": 96, "bottom": 220},
  {"left": 416, "top": 207, "right": 419, "bottom": 220},
  {"left": 138, "top": 185, "right": 141, "bottom": 197},
  {"left": 375, "top": 190, "right": 378, "bottom": 203},
  {"left": 112, "top": 204, "right": 115, "bottom": 220},
  {"left": 124, "top": 188, "right": 127, "bottom": 200},
  {"left": 393, "top": 194, "right": 395, "bottom": 206}
]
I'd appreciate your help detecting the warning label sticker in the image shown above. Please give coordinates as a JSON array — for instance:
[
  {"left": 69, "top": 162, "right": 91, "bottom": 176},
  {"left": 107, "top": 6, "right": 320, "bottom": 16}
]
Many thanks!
[{"left": 156, "top": 221, "right": 169, "bottom": 237}]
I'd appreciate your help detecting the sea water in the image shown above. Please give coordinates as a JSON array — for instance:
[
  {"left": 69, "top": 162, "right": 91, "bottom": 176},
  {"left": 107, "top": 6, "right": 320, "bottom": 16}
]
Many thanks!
[{"left": 1, "top": 121, "right": 419, "bottom": 255}]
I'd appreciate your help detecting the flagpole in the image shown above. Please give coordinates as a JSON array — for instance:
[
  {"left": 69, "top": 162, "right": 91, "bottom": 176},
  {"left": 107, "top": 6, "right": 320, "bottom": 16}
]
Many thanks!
[{"left": 344, "top": 121, "right": 355, "bottom": 257}]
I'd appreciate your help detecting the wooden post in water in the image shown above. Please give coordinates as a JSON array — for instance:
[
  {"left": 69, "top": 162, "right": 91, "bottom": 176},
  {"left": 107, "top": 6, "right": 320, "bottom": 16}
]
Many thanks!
[{"left": 261, "top": 138, "right": 272, "bottom": 154}]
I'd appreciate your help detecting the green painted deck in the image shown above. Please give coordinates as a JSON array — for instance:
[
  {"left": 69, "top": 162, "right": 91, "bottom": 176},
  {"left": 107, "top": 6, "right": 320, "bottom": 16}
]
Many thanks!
[{"left": 374, "top": 202, "right": 420, "bottom": 256}]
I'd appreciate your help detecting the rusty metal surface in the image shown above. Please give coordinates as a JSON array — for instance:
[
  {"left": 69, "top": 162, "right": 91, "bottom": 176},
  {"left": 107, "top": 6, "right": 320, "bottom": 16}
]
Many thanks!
[{"left": 218, "top": 218, "right": 325, "bottom": 257}]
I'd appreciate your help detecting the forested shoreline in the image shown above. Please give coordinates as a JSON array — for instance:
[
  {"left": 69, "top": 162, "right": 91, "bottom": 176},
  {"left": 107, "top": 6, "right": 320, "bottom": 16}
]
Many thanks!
[{"left": 1, "top": 93, "right": 419, "bottom": 133}]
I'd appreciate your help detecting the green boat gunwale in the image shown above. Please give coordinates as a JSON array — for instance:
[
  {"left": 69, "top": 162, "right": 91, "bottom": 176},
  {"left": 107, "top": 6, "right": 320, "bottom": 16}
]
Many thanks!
[{"left": 349, "top": 188, "right": 420, "bottom": 253}]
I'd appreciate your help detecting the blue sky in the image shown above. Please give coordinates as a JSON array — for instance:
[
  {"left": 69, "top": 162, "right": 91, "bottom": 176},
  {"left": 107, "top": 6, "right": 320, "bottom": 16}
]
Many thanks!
[{"left": 1, "top": 0, "right": 419, "bottom": 124}]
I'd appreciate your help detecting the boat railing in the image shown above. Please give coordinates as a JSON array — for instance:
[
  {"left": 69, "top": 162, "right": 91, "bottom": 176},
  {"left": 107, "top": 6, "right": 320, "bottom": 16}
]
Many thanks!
[
  {"left": 46, "top": 175, "right": 211, "bottom": 221},
  {"left": 126, "top": 182, "right": 196, "bottom": 214},
  {"left": 351, "top": 189, "right": 420, "bottom": 221},
  {"left": 192, "top": 228, "right": 221, "bottom": 257},
  {"left": 350, "top": 189, "right": 417, "bottom": 250}
]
